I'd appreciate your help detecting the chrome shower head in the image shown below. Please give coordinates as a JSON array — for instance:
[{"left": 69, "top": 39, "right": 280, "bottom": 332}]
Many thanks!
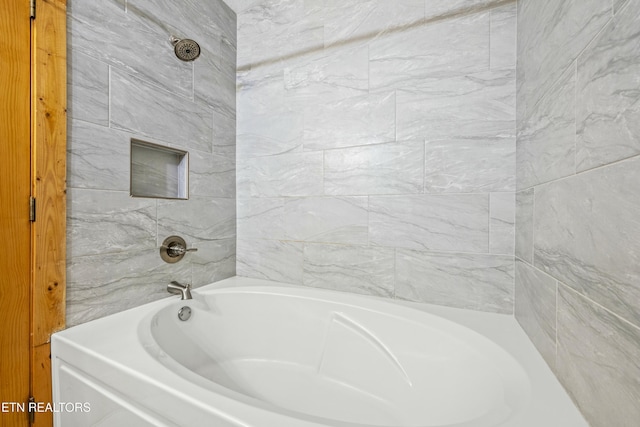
[{"left": 171, "top": 36, "right": 201, "bottom": 62}]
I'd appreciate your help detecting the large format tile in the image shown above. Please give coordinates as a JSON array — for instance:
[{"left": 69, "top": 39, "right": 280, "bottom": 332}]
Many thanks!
[
  {"left": 303, "top": 92, "right": 396, "bottom": 151},
  {"left": 324, "top": 141, "right": 424, "bottom": 196},
  {"left": 517, "top": 64, "right": 575, "bottom": 189},
  {"left": 369, "top": 194, "right": 489, "bottom": 253},
  {"left": 68, "top": 0, "right": 193, "bottom": 98},
  {"left": 557, "top": 285, "right": 640, "bottom": 427},
  {"left": 426, "top": 0, "right": 508, "bottom": 19},
  {"left": 237, "top": 197, "right": 369, "bottom": 245},
  {"left": 66, "top": 249, "right": 191, "bottom": 327},
  {"left": 191, "top": 238, "right": 236, "bottom": 287},
  {"left": 157, "top": 197, "right": 236, "bottom": 243},
  {"left": 67, "top": 50, "right": 109, "bottom": 126},
  {"left": 534, "top": 156, "right": 640, "bottom": 326},
  {"left": 237, "top": 0, "right": 323, "bottom": 68},
  {"left": 576, "top": 0, "right": 640, "bottom": 172},
  {"left": 236, "top": 239, "right": 303, "bottom": 284},
  {"left": 515, "top": 260, "right": 557, "bottom": 369},
  {"left": 397, "top": 69, "right": 515, "bottom": 141},
  {"left": 67, "top": 189, "right": 157, "bottom": 258},
  {"left": 303, "top": 244, "right": 395, "bottom": 297},
  {"left": 110, "top": 69, "right": 213, "bottom": 153},
  {"left": 67, "top": 120, "right": 130, "bottom": 191},
  {"left": 424, "top": 137, "right": 515, "bottom": 193},
  {"left": 237, "top": 76, "right": 304, "bottom": 157},
  {"left": 127, "top": 0, "right": 237, "bottom": 53},
  {"left": 396, "top": 249, "right": 514, "bottom": 313},
  {"left": 323, "top": 0, "right": 424, "bottom": 47},
  {"left": 515, "top": 188, "right": 534, "bottom": 263},
  {"left": 369, "top": 12, "right": 490, "bottom": 91},
  {"left": 189, "top": 150, "right": 236, "bottom": 199},
  {"left": 490, "top": 192, "right": 515, "bottom": 255},
  {"left": 213, "top": 110, "right": 236, "bottom": 159},
  {"left": 237, "top": 152, "right": 323, "bottom": 197},
  {"left": 490, "top": 2, "right": 517, "bottom": 70},
  {"left": 194, "top": 43, "right": 236, "bottom": 118},
  {"left": 517, "top": 0, "right": 611, "bottom": 123},
  {"left": 284, "top": 44, "right": 369, "bottom": 102}
]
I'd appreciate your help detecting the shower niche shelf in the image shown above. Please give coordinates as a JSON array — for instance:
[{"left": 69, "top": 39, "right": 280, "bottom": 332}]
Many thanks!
[{"left": 130, "top": 139, "right": 188, "bottom": 200}]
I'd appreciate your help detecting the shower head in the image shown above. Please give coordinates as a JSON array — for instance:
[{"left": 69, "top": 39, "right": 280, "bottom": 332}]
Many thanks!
[{"left": 171, "top": 36, "right": 201, "bottom": 62}]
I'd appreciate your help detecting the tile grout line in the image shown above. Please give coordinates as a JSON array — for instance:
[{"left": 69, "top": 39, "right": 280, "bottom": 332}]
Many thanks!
[{"left": 558, "top": 281, "right": 640, "bottom": 334}]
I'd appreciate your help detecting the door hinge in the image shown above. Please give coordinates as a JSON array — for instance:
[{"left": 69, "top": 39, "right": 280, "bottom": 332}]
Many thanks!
[
  {"left": 29, "top": 197, "right": 36, "bottom": 222},
  {"left": 30, "top": 0, "right": 36, "bottom": 19},
  {"left": 27, "top": 396, "right": 35, "bottom": 424}
]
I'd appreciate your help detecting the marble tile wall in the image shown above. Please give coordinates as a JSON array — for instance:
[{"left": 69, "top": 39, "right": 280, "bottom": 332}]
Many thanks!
[
  {"left": 237, "top": 0, "right": 517, "bottom": 314},
  {"left": 67, "top": 0, "right": 236, "bottom": 326},
  {"left": 515, "top": 0, "right": 640, "bottom": 424}
]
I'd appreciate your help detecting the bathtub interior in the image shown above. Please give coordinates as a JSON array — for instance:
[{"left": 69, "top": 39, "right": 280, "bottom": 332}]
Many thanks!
[{"left": 139, "top": 287, "right": 530, "bottom": 427}]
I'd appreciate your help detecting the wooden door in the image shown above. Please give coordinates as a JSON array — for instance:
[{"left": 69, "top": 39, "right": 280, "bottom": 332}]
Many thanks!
[
  {"left": 1, "top": 1, "right": 66, "bottom": 426},
  {"left": 0, "top": 0, "right": 33, "bottom": 425}
]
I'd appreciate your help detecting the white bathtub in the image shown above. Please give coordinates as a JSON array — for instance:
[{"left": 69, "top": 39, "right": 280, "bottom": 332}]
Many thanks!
[{"left": 52, "top": 276, "right": 587, "bottom": 427}]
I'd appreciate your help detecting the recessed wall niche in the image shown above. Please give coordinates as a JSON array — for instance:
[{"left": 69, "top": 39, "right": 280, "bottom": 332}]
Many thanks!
[{"left": 130, "top": 139, "right": 188, "bottom": 199}]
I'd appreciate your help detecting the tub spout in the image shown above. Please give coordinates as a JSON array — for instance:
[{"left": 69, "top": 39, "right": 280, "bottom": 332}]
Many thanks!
[{"left": 167, "top": 281, "right": 192, "bottom": 300}]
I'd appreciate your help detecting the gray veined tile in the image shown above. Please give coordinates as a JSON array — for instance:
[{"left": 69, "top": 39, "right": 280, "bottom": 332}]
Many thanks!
[
  {"left": 369, "top": 193, "right": 490, "bottom": 253},
  {"left": 303, "top": 92, "right": 396, "bottom": 151},
  {"left": 236, "top": 239, "right": 303, "bottom": 284},
  {"left": 237, "top": 196, "right": 369, "bottom": 245},
  {"left": 397, "top": 69, "right": 515, "bottom": 141},
  {"left": 369, "top": 12, "right": 490, "bottom": 91},
  {"left": 237, "top": 152, "right": 323, "bottom": 197},
  {"left": 515, "top": 260, "right": 557, "bottom": 369},
  {"left": 323, "top": 0, "right": 425, "bottom": 47},
  {"left": 576, "top": 0, "right": 640, "bottom": 172},
  {"left": 237, "top": 0, "right": 323, "bottom": 69},
  {"left": 67, "top": 50, "right": 109, "bottom": 126},
  {"left": 516, "top": 0, "right": 611, "bottom": 123},
  {"left": 189, "top": 150, "right": 236, "bottom": 199},
  {"left": 190, "top": 238, "right": 236, "bottom": 287},
  {"left": 614, "top": 0, "right": 631, "bottom": 14},
  {"left": 110, "top": 69, "right": 214, "bottom": 153},
  {"left": 557, "top": 285, "right": 640, "bottom": 427},
  {"left": 534, "top": 156, "right": 640, "bottom": 326},
  {"left": 515, "top": 188, "right": 534, "bottom": 263},
  {"left": 283, "top": 44, "right": 369, "bottom": 102},
  {"left": 237, "top": 76, "right": 305, "bottom": 158},
  {"left": 67, "top": 189, "right": 157, "bottom": 258},
  {"left": 213, "top": 110, "right": 237, "bottom": 159},
  {"left": 67, "top": 120, "right": 130, "bottom": 192},
  {"left": 424, "top": 137, "right": 516, "bottom": 193},
  {"left": 68, "top": 0, "right": 193, "bottom": 98},
  {"left": 66, "top": 249, "right": 191, "bottom": 327},
  {"left": 303, "top": 244, "right": 395, "bottom": 298},
  {"left": 490, "top": 2, "right": 517, "bottom": 70},
  {"left": 324, "top": 141, "right": 424, "bottom": 196},
  {"left": 425, "top": 0, "right": 506, "bottom": 19},
  {"left": 236, "top": 197, "right": 287, "bottom": 241},
  {"left": 490, "top": 192, "right": 515, "bottom": 255},
  {"left": 281, "top": 197, "right": 369, "bottom": 245},
  {"left": 517, "top": 63, "right": 576, "bottom": 189},
  {"left": 127, "top": 0, "right": 237, "bottom": 50},
  {"left": 157, "top": 197, "right": 236, "bottom": 243},
  {"left": 396, "top": 249, "right": 514, "bottom": 313},
  {"left": 194, "top": 43, "right": 236, "bottom": 118}
]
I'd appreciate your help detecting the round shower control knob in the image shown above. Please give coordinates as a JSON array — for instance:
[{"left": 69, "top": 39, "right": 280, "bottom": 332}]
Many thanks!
[{"left": 160, "top": 236, "right": 198, "bottom": 263}]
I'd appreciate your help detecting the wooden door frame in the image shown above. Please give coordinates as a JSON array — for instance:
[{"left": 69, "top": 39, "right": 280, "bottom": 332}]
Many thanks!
[
  {"left": 30, "top": 0, "right": 67, "bottom": 425},
  {"left": 1, "top": 0, "right": 32, "bottom": 425}
]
